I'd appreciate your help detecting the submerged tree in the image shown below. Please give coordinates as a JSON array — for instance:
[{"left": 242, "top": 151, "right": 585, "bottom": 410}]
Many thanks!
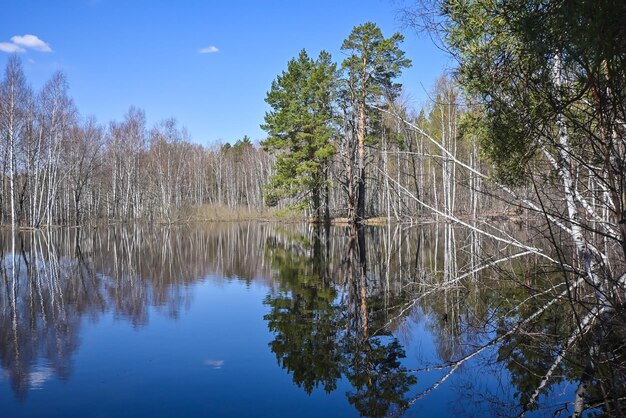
[{"left": 262, "top": 50, "right": 337, "bottom": 222}]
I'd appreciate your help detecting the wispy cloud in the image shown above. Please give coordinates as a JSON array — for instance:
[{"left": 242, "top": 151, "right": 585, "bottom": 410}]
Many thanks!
[
  {"left": 0, "top": 34, "right": 52, "bottom": 54},
  {"left": 0, "top": 42, "right": 25, "bottom": 53},
  {"left": 199, "top": 45, "right": 219, "bottom": 54},
  {"left": 11, "top": 34, "right": 52, "bottom": 52}
]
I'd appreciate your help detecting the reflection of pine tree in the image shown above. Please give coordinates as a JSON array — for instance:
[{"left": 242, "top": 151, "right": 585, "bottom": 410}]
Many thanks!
[
  {"left": 345, "top": 338, "right": 416, "bottom": 418},
  {"left": 264, "top": 227, "right": 342, "bottom": 394},
  {"left": 264, "top": 226, "right": 416, "bottom": 418}
]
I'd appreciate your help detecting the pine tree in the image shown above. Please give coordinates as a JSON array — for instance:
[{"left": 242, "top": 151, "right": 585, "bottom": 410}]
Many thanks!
[
  {"left": 340, "top": 22, "right": 411, "bottom": 223},
  {"left": 262, "top": 50, "right": 337, "bottom": 222}
]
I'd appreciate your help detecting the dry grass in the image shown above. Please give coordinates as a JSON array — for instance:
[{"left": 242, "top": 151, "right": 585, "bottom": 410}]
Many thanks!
[
  {"left": 183, "top": 204, "right": 302, "bottom": 222},
  {"left": 330, "top": 216, "right": 393, "bottom": 226}
]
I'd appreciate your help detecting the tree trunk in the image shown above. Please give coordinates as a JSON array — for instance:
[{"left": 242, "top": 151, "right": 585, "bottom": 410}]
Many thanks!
[{"left": 357, "top": 96, "right": 366, "bottom": 223}]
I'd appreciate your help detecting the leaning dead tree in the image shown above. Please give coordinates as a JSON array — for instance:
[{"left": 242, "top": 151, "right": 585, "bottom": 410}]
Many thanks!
[{"left": 378, "top": 94, "right": 626, "bottom": 414}]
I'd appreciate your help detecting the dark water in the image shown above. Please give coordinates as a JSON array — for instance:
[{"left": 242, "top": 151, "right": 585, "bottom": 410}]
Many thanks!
[{"left": 0, "top": 223, "right": 623, "bottom": 417}]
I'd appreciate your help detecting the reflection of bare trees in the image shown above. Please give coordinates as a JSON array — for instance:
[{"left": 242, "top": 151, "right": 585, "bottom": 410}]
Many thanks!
[
  {"left": 265, "top": 222, "right": 626, "bottom": 416},
  {"left": 0, "top": 223, "right": 273, "bottom": 398},
  {"left": 0, "top": 233, "right": 84, "bottom": 398},
  {"left": 1, "top": 221, "right": 622, "bottom": 415},
  {"left": 384, "top": 221, "right": 626, "bottom": 417}
]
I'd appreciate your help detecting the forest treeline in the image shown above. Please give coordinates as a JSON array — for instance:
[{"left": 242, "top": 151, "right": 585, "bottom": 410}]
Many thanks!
[
  {"left": 0, "top": 23, "right": 498, "bottom": 228},
  {"left": 0, "top": 59, "right": 274, "bottom": 227}
]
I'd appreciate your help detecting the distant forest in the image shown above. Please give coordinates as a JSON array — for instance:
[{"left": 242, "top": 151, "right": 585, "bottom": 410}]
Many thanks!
[
  {"left": 0, "top": 37, "right": 492, "bottom": 227},
  {"left": 0, "top": 56, "right": 275, "bottom": 227}
]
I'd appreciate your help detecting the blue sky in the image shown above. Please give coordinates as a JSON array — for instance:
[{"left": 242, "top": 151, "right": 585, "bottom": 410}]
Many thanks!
[{"left": 0, "top": 0, "right": 450, "bottom": 145}]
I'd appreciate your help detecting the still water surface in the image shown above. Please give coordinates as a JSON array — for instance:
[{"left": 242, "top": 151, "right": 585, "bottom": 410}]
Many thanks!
[{"left": 0, "top": 222, "right": 616, "bottom": 417}]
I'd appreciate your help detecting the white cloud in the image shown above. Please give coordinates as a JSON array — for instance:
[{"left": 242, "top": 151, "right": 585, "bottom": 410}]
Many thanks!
[
  {"left": 0, "top": 42, "right": 25, "bottom": 53},
  {"left": 11, "top": 34, "right": 52, "bottom": 52},
  {"left": 199, "top": 45, "right": 219, "bottom": 54},
  {"left": 28, "top": 367, "right": 53, "bottom": 389}
]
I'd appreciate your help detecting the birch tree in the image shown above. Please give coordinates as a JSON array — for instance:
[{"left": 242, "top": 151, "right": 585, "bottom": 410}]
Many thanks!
[
  {"left": 0, "top": 57, "right": 31, "bottom": 230},
  {"left": 398, "top": 0, "right": 626, "bottom": 413},
  {"left": 38, "top": 72, "right": 76, "bottom": 226},
  {"left": 66, "top": 118, "right": 103, "bottom": 224}
]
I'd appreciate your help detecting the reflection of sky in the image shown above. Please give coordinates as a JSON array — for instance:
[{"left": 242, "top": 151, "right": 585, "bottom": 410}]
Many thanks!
[
  {"left": 0, "top": 226, "right": 586, "bottom": 417},
  {"left": 0, "top": 252, "right": 17, "bottom": 269},
  {"left": 0, "top": 272, "right": 574, "bottom": 417},
  {"left": 0, "top": 366, "right": 53, "bottom": 390}
]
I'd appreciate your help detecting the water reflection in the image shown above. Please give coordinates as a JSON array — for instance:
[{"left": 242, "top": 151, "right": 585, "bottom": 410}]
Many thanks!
[
  {"left": 263, "top": 223, "right": 626, "bottom": 417},
  {"left": 0, "top": 223, "right": 274, "bottom": 399},
  {"left": 264, "top": 226, "right": 417, "bottom": 417},
  {"left": 0, "top": 222, "right": 624, "bottom": 416}
]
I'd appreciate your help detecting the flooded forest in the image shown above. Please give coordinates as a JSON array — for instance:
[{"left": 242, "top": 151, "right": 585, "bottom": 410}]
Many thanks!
[{"left": 1, "top": 1, "right": 626, "bottom": 417}]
